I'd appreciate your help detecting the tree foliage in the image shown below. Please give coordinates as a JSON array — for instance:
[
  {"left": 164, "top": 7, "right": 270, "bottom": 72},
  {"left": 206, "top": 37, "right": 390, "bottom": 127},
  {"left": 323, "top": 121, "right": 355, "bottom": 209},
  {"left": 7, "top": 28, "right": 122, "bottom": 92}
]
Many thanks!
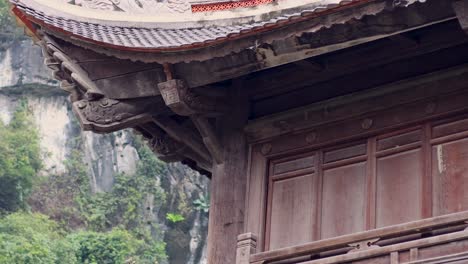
[
  {"left": 0, "top": 212, "right": 165, "bottom": 264},
  {"left": 0, "top": 101, "right": 42, "bottom": 213},
  {"left": 73, "top": 136, "right": 168, "bottom": 263},
  {"left": 0, "top": 212, "right": 76, "bottom": 264}
]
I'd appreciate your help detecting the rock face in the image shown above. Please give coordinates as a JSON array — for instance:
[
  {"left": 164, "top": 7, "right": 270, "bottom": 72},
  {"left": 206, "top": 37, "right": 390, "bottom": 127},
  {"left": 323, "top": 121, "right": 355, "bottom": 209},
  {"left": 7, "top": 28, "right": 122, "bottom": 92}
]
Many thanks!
[{"left": 0, "top": 39, "right": 209, "bottom": 264}]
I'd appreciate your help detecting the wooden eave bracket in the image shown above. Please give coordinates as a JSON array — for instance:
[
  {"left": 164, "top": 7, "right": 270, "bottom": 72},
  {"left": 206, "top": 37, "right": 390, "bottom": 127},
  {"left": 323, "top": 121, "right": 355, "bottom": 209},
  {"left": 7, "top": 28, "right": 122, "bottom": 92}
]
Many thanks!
[
  {"left": 454, "top": 0, "right": 468, "bottom": 34},
  {"left": 158, "top": 79, "right": 227, "bottom": 116},
  {"left": 40, "top": 34, "right": 105, "bottom": 101},
  {"left": 152, "top": 116, "right": 213, "bottom": 166},
  {"left": 158, "top": 78, "right": 226, "bottom": 165}
]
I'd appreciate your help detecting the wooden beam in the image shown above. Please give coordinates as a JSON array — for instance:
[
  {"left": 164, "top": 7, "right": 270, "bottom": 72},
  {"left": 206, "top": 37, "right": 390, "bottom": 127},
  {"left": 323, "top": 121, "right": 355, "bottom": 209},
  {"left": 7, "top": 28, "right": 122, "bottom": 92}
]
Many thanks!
[
  {"left": 388, "top": 34, "right": 420, "bottom": 46},
  {"left": 251, "top": 37, "right": 468, "bottom": 117},
  {"left": 44, "top": 38, "right": 105, "bottom": 100},
  {"left": 173, "top": 0, "right": 456, "bottom": 89},
  {"left": 48, "top": 34, "right": 165, "bottom": 100},
  {"left": 292, "top": 59, "right": 324, "bottom": 71},
  {"left": 246, "top": 64, "right": 468, "bottom": 143},
  {"left": 249, "top": 19, "right": 467, "bottom": 103},
  {"left": 192, "top": 115, "right": 224, "bottom": 164}
]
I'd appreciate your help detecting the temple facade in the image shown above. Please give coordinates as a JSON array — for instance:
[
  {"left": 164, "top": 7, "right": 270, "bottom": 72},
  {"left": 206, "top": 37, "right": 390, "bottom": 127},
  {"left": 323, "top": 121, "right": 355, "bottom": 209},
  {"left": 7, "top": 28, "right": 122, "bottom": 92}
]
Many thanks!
[{"left": 9, "top": 0, "right": 468, "bottom": 263}]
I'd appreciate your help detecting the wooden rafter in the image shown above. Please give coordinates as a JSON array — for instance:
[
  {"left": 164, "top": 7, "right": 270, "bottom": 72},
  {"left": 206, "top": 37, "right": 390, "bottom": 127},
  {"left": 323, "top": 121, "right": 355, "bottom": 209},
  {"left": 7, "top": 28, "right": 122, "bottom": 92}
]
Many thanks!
[{"left": 192, "top": 115, "right": 224, "bottom": 164}]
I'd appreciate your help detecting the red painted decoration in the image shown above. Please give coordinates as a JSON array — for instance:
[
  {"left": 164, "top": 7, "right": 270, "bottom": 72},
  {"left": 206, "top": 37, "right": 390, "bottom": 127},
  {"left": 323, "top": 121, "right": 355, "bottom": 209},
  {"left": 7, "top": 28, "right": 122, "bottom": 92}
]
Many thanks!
[{"left": 192, "top": 0, "right": 274, "bottom": 13}]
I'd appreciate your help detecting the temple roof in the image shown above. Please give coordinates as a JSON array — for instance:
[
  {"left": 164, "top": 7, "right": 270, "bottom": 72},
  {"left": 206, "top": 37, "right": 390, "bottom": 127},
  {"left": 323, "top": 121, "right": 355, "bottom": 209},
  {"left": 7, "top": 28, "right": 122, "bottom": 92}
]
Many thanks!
[
  {"left": 14, "top": 0, "right": 370, "bottom": 51},
  {"left": 12, "top": 0, "right": 428, "bottom": 59},
  {"left": 7, "top": 0, "right": 456, "bottom": 176},
  {"left": 13, "top": 0, "right": 374, "bottom": 51}
]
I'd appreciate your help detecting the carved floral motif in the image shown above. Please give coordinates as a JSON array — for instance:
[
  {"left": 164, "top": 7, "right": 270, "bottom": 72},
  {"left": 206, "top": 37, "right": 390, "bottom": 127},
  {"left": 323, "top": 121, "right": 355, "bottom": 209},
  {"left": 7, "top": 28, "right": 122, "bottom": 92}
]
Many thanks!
[
  {"left": 167, "top": 0, "right": 190, "bottom": 13},
  {"left": 70, "top": 0, "right": 192, "bottom": 13},
  {"left": 74, "top": 98, "right": 136, "bottom": 127},
  {"left": 75, "top": 0, "right": 121, "bottom": 11}
]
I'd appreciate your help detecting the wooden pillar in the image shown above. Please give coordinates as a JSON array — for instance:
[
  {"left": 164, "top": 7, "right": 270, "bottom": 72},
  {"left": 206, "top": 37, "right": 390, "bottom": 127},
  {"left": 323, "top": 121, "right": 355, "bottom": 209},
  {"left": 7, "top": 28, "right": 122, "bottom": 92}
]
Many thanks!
[
  {"left": 236, "top": 233, "right": 257, "bottom": 264},
  {"left": 207, "top": 83, "right": 249, "bottom": 264}
]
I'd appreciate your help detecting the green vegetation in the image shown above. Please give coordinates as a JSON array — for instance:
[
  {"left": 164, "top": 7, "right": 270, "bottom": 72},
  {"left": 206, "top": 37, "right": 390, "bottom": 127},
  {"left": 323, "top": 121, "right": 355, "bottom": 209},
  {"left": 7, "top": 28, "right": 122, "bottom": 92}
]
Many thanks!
[
  {"left": 0, "top": 212, "right": 164, "bottom": 264},
  {"left": 0, "top": 101, "right": 168, "bottom": 263},
  {"left": 193, "top": 195, "right": 210, "bottom": 213},
  {"left": 0, "top": 212, "right": 75, "bottom": 264},
  {"left": 0, "top": 101, "right": 42, "bottom": 213},
  {"left": 166, "top": 213, "right": 185, "bottom": 224}
]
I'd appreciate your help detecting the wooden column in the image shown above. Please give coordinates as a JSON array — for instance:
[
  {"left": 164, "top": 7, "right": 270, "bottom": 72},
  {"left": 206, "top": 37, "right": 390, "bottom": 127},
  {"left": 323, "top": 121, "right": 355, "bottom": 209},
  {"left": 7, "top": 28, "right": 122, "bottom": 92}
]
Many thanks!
[
  {"left": 207, "top": 83, "right": 249, "bottom": 264},
  {"left": 236, "top": 233, "right": 257, "bottom": 264}
]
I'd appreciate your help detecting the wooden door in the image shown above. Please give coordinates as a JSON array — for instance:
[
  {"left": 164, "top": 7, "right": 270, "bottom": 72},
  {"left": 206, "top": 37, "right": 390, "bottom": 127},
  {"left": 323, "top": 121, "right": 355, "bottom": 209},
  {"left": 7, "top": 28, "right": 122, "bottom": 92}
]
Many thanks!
[{"left": 264, "top": 112, "right": 468, "bottom": 250}]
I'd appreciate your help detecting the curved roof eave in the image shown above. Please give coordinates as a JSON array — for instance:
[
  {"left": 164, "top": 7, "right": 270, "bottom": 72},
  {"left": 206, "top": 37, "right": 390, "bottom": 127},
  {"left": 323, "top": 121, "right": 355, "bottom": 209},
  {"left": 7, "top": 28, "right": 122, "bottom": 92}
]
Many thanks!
[
  {"left": 12, "top": 0, "right": 374, "bottom": 50},
  {"left": 11, "top": 0, "right": 427, "bottom": 63}
]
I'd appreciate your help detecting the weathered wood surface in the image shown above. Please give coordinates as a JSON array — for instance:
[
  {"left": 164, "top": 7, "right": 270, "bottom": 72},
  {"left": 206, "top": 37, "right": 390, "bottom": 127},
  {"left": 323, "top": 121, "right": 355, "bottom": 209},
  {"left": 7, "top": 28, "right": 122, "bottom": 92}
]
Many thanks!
[
  {"left": 207, "top": 83, "right": 249, "bottom": 263},
  {"left": 244, "top": 62, "right": 468, "bottom": 253},
  {"left": 246, "top": 64, "right": 468, "bottom": 147},
  {"left": 236, "top": 233, "right": 258, "bottom": 264},
  {"left": 243, "top": 210, "right": 468, "bottom": 263},
  {"left": 52, "top": 0, "right": 455, "bottom": 89}
]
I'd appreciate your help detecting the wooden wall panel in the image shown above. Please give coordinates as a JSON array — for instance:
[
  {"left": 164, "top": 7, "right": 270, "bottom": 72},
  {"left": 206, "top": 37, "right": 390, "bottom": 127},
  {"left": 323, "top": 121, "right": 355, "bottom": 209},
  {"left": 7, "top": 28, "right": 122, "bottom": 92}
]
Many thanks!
[
  {"left": 245, "top": 146, "right": 268, "bottom": 250},
  {"left": 273, "top": 156, "right": 315, "bottom": 175},
  {"left": 248, "top": 80, "right": 468, "bottom": 252},
  {"left": 433, "top": 138, "right": 468, "bottom": 215},
  {"left": 376, "top": 149, "right": 423, "bottom": 227},
  {"left": 321, "top": 162, "right": 366, "bottom": 239},
  {"left": 269, "top": 174, "right": 316, "bottom": 250}
]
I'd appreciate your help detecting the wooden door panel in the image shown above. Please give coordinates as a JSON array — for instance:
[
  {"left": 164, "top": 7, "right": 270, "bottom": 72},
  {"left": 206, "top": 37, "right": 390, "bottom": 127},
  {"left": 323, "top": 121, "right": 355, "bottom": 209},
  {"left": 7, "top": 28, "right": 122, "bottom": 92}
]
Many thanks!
[
  {"left": 433, "top": 138, "right": 468, "bottom": 215},
  {"left": 273, "top": 155, "right": 315, "bottom": 175},
  {"left": 269, "top": 174, "right": 316, "bottom": 250},
  {"left": 321, "top": 162, "right": 366, "bottom": 239},
  {"left": 263, "top": 112, "right": 468, "bottom": 248},
  {"left": 376, "top": 149, "right": 423, "bottom": 227}
]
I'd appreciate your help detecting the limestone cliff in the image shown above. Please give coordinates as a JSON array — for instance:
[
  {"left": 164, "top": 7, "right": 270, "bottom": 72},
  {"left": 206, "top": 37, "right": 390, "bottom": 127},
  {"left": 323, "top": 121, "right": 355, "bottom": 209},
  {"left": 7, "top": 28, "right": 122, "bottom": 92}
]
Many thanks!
[{"left": 0, "top": 38, "right": 209, "bottom": 264}]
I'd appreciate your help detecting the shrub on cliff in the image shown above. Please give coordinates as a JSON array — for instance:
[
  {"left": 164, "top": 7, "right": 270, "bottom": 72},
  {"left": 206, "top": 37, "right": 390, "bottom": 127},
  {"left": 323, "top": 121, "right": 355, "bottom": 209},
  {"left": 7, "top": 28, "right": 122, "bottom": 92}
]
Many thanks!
[{"left": 0, "top": 101, "right": 42, "bottom": 213}]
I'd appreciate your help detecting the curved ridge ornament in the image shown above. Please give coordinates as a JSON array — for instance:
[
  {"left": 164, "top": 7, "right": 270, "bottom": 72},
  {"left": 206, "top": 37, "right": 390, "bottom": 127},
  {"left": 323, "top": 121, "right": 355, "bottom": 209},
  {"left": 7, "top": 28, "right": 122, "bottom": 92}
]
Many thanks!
[
  {"left": 75, "top": 0, "right": 121, "bottom": 11},
  {"left": 167, "top": 0, "right": 190, "bottom": 13},
  {"left": 71, "top": 0, "right": 191, "bottom": 13}
]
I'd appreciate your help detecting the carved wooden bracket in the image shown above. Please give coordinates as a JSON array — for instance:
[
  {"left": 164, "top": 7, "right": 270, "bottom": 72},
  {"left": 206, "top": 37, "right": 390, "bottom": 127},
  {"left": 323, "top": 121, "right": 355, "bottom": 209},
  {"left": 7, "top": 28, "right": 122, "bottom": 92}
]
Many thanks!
[
  {"left": 143, "top": 124, "right": 188, "bottom": 163},
  {"left": 158, "top": 79, "right": 227, "bottom": 116},
  {"left": 72, "top": 97, "right": 169, "bottom": 133},
  {"left": 135, "top": 124, "right": 212, "bottom": 174},
  {"left": 40, "top": 34, "right": 105, "bottom": 101},
  {"left": 158, "top": 79, "right": 226, "bottom": 165},
  {"left": 454, "top": 0, "right": 468, "bottom": 34},
  {"left": 152, "top": 116, "right": 212, "bottom": 165}
]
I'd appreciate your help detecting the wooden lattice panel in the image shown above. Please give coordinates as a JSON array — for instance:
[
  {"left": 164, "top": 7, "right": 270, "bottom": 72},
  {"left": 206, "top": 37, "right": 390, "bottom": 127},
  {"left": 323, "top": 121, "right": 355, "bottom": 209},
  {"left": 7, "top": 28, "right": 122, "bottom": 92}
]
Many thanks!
[{"left": 192, "top": 0, "right": 274, "bottom": 12}]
